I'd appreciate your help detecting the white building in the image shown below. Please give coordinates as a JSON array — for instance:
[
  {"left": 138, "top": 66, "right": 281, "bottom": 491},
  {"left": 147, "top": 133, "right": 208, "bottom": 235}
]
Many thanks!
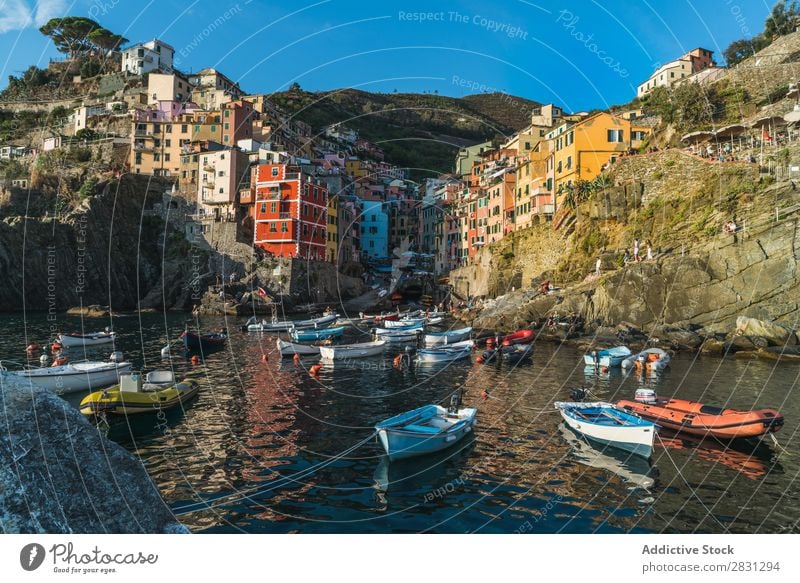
[
  {"left": 121, "top": 39, "right": 175, "bottom": 76},
  {"left": 198, "top": 148, "right": 250, "bottom": 220},
  {"left": 637, "top": 48, "right": 715, "bottom": 97},
  {"left": 147, "top": 73, "right": 191, "bottom": 104}
]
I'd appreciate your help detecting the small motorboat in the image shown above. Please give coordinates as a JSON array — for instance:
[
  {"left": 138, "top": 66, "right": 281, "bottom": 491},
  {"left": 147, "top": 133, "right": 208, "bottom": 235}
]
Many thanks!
[
  {"left": 423, "top": 327, "right": 472, "bottom": 346},
  {"left": 291, "top": 326, "right": 344, "bottom": 342},
  {"left": 319, "top": 339, "right": 387, "bottom": 360},
  {"left": 425, "top": 316, "right": 444, "bottom": 326},
  {"left": 79, "top": 371, "right": 199, "bottom": 416},
  {"left": 555, "top": 401, "right": 657, "bottom": 459},
  {"left": 244, "top": 313, "right": 339, "bottom": 332},
  {"left": 500, "top": 343, "right": 534, "bottom": 363},
  {"left": 374, "top": 325, "right": 423, "bottom": 342},
  {"left": 583, "top": 346, "right": 632, "bottom": 367},
  {"left": 375, "top": 394, "right": 477, "bottom": 461},
  {"left": 415, "top": 340, "right": 474, "bottom": 363},
  {"left": 616, "top": 396, "right": 784, "bottom": 440},
  {"left": 276, "top": 338, "right": 321, "bottom": 356},
  {"left": 502, "top": 329, "right": 534, "bottom": 345},
  {"left": 1, "top": 358, "right": 132, "bottom": 394},
  {"left": 383, "top": 318, "right": 426, "bottom": 329},
  {"left": 181, "top": 329, "right": 228, "bottom": 351},
  {"left": 621, "top": 348, "right": 671, "bottom": 372},
  {"left": 56, "top": 329, "right": 116, "bottom": 347}
]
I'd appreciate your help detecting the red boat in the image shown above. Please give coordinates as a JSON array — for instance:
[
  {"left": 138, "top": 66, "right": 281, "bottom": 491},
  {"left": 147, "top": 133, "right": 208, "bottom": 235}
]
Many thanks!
[
  {"left": 502, "top": 329, "right": 534, "bottom": 345},
  {"left": 616, "top": 397, "right": 784, "bottom": 440}
]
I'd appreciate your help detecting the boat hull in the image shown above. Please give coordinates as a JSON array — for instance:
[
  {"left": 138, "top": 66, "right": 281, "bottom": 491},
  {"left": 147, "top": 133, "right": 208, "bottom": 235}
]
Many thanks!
[
  {"left": 80, "top": 379, "right": 199, "bottom": 415},
  {"left": 291, "top": 326, "right": 344, "bottom": 342},
  {"left": 415, "top": 347, "right": 472, "bottom": 363},
  {"left": 276, "top": 339, "right": 321, "bottom": 356},
  {"left": 423, "top": 327, "right": 472, "bottom": 346},
  {"left": 556, "top": 402, "right": 655, "bottom": 459},
  {"left": 384, "top": 318, "right": 425, "bottom": 328},
  {"left": 621, "top": 348, "right": 671, "bottom": 371},
  {"left": 57, "top": 332, "right": 115, "bottom": 347},
  {"left": 583, "top": 346, "right": 632, "bottom": 367},
  {"left": 182, "top": 332, "right": 227, "bottom": 351},
  {"left": 6, "top": 362, "right": 133, "bottom": 394},
  {"left": 319, "top": 341, "right": 386, "bottom": 360},
  {"left": 376, "top": 405, "right": 477, "bottom": 461}
]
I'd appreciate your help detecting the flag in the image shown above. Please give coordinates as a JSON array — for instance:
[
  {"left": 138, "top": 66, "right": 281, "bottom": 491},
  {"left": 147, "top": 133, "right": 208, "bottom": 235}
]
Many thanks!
[{"left": 256, "top": 287, "right": 267, "bottom": 299}]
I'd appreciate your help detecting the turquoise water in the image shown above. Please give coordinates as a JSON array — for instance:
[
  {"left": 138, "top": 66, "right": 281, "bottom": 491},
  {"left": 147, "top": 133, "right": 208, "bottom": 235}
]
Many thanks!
[{"left": 2, "top": 312, "right": 798, "bottom": 533}]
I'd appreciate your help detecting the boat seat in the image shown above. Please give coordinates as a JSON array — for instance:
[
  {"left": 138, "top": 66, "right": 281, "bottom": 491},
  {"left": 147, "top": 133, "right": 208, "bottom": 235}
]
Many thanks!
[
  {"left": 404, "top": 423, "right": 443, "bottom": 434},
  {"left": 147, "top": 371, "right": 175, "bottom": 384}
]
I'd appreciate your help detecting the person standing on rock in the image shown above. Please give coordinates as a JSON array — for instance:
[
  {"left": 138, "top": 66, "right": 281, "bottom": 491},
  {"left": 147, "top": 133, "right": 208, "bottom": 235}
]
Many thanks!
[
  {"left": 595, "top": 257, "right": 601, "bottom": 275},
  {"left": 633, "top": 239, "right": 641, "bottom": 262},
  {"left": 646, "top": 240, "right": 653, "bottom": 261}
]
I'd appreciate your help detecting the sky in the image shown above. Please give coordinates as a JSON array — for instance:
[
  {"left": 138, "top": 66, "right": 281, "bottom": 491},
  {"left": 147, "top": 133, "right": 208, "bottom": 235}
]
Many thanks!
[{"left": 0, "top": 0, "right": 776, "bottom": 112}]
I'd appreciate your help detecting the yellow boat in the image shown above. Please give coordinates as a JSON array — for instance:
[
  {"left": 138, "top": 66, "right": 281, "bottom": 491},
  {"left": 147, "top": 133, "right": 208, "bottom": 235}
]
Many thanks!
[{"left": 79, "top": 371, "right": 199, "bottom": 416}]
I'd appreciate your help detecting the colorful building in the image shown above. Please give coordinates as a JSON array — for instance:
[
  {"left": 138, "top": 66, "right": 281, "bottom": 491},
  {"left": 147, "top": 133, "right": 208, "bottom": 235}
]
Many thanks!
[
  {"left": 637, "top": 48, "right": 716, "bottom": 97},
  {"left": 221, "top": 100, "right": 256, "bottom": 146},
  {"left": 198, "top": 148, "right": 250, "bottom": 220},
  {"left": 359, "top": 199, "right": 389, "bottom": 259}
]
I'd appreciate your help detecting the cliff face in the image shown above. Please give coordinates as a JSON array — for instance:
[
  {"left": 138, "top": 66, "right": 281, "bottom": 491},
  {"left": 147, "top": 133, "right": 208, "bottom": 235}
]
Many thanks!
[
  {"left": 455, "top": 150, "right": 800, "bottom": 337},
  {"left": 0, "top": 175, "right": 203, "bottom": 312}
]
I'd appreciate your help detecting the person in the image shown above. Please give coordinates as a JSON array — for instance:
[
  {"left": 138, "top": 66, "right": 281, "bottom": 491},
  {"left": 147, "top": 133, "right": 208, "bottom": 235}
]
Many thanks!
[
  {"left": 646, "top": 240, "right": 653, "bottom": 261},
  {"left": 539, "top": 279, "right": 550, "bottom": 295},
  {"left": 595, "top": 257, "right": 602, "bottom": 275},
  {"left": 229, "top": 272, "right": 236, "bottom": 284},
  {"left": 623, "top": 250, "right": 631, "bottom": 264},
  {"left": 633, "top": 238, "right": 641, "bottom": 262}
]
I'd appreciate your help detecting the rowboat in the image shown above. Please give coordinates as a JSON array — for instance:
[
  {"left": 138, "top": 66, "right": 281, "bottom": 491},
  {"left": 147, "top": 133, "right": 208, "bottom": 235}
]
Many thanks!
[
  {"left": 554, "top": 401, "right": 656, "bottom": 459},
  {"left": 1, "top": 360, "right": 133, "bottom": 394},
  {"left": 181, "top": 330, "right": 227, "bottom": 351},
  {"left": 501, "top": 343, "right": 533, "bottom": 362},
  {"left": 79, "top": 372, "right": 199, "bottom": 416},
  {"left": 244, "top": 313, "right": 339, "bottom": 332},
  {"left": 583, "top": 346, "right": 632, "bottom": 367},
  {"left": 291, "top": 326, "right": 344, "bottom": 342},
  {"left": 56, "top": 330, "right": 116, "bottom": 347},
  {"left": 319, "top": 340, "right": 386, "bottom": 360},
  {"left": 616, "top": 397, "right": 784, "bottom": 440},
  {"left": 383, "top": 318, "right": 426, "bottom": 329},
  {"left": 374, "top": 326, "right": 423, "bottom": 342},
  {"left": 276, "top": 338, "right": 321, "bottom": 356},
  {"left": 375, "top": 399, "right": 477, "bottom": 461},
  {"left": 621, "top": 348, "right": 671, "bottom": 372},
  {"left": 415, "top": 341, "right": 474, "bottom": 363},
  {"left": 425, "top": 316, "right": 444, "bottom": 326},
  {"left": 423, "top": 327, "right": 472, "bottom": 346}
]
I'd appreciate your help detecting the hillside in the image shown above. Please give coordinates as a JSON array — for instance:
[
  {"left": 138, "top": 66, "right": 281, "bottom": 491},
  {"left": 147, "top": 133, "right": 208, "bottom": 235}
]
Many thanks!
[{"left": 270, "top": 88, "right": 540, "bottom": 177}]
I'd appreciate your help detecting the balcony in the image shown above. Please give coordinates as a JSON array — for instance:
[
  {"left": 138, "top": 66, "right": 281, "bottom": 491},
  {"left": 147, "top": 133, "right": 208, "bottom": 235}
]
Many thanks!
[
  {"left": 134, "top": 129, "right": 151, "bottom": 137},
  {"left": 539, "top": 204, "right": 555, "bottom": 215}
]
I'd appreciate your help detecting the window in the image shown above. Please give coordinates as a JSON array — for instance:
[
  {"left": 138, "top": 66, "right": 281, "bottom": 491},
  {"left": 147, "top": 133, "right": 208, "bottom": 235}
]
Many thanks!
[
  {"left": 224, "top": 110, "right": 230, "bottom": 118},
  {"left": 181, "top": 124, "right": 188, "bottom": 133},
  {"left": 224, "top": 123, "right": 230, "bottom": 130},
  {"left": 566, "top": 156, "right": 572, "bottom": 170},
  {"left": 165, "top": 139, "right": 171, "bottom": 147},
  {"left": 194, "top": 125, "right": 200, "bottom": 133},
  {"left": 165, "top": 125, "right": 172, "bottom": 133},
  {"left": 210, "top": 125, "right": 217, "bottom": 132},
  {"left": 271, "top": 167, "right": 279, "bottom": 177},
  {"left": 282, "top": 222, "right": 288, "bottom": 232},
  {"left": 154, "top": 153, "right": 161, "bottom": 161},
  {"left": 260, "top": 203, "right": 266, "bottom": 213},
  {"left": 270, "top": 202, "right": 277, "bottom": 213},
  {"left": 165, "top": 153, "right": 171, "bottom": 162},
  {"left": 302, "top": 224, "right": 308, "bottom": 236},
  {"left": 270, "top": 223, "right": 277, "bottom": 232},
  {"left": 218, "top": 170, "right": 225, "bottom": 177},
  {"left": 607, "top": 129, "right": 624, "bottom": 143}
]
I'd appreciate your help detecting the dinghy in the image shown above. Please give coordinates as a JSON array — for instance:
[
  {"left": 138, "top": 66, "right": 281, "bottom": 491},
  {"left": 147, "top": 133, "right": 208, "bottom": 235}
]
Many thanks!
[
  {"left": 383, "top": 318, "right": 426, "bottom": 329},
  {"left": 500, "top": 343, "right": 534, "bottom": 363},
  {"left": 621, "top": 347, "right": 671, "bottom": 372},
  {"left": 56, "top": 330, "right": 116, "bottom": 347},
  {"left": 1, "top": 359, "right": 132, "bottom": 394},
  {"left": 276, "top": 338, "right": 321, "bottom": 356},
  {"left": 374, "top": 325, "right": 423, "bottom": 342},
  {"left": 291, "top": 326, "right": 344, "bottom": 342},
  {"left": 423, "top": 327, "right": 472, "bottom": 346},
  {"left": 375, "top": 395, "right": 477, "bottom": 460},
  {"left": 616, "top": 396, "right": 784, "bottom": 440},
  {"left": 415, "top": 341, "right": 474, "bottom": 363},
  {"left": 79, "top": 372, "right": 199, "bottom": 416},
  {"left": 244, "top": 313, "right": 339, "bottom": 332},
  {"left": 182, "top": 329, "right": 228, "bottom": 351},
  {"left": 555, "top": 401, "right": 656, "bottom": 459},
  {"left": 583, "top": 346, "right": 632, "bottom": 367},
  {"left": 319, "top": 340, "right": 386, "bottom": 360}
]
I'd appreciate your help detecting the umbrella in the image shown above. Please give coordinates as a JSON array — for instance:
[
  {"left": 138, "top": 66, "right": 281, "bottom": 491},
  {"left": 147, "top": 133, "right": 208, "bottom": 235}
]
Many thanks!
[
  {"left": 787, "top": 84, "right": 800, "bottom": 100},
  {"left": 784, "top": 108, "right": 800, "bottom": 125},
  {"left": 680, "top": 130, "right": 713, "bottom": 144},
  {"left": 750, "top": 115, "right": 787, "bottom": 130},
  {"left": 713, "top": 124, "right": 746, "bottom": 139}
]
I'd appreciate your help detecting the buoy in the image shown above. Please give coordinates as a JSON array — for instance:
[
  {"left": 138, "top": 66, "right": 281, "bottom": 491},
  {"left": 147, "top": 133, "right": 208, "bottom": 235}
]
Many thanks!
[
  {"left": 51, "top": 342, "right": 62, "bottom": 352},
  {"left": 481, "top": 389, "right": 489, "bottom": 400},
  {"left": 601, "top": 366, "right": 609, "bottom": 373},
  {"left": 191, "top": 355, "right": 200, "bottom": 364},
  {"left": 293, "top": 353, "right": 300, "bottom": 365},
  {"left": 26, "top": 343, "right": 39, "bottom": 352},
  {"left": 39, "top": 354, "right": 49, "bottom": 365},
  {"left": 51, "top": 356, "right": 68, "bottom": 366},
  {"left": 393, "top": 354, "right": 403, "bottom": 368},
  {"left": 476, "top": 356, "right": 485, "bottom": 364},
  {"left": 309, "top": 364, "right": 322, "bottom": 376},
  {"left": 261, "top": 354, "right": 269, "bottom": 362}
]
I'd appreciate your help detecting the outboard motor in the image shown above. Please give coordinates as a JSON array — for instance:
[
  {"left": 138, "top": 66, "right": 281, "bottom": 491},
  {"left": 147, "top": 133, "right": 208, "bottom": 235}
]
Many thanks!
[
  {"left": 570, "top": 388, "right": 588, "bottom": 401},
  {"left": 109, "top": 351, "right": 124, "bottom": 362},
  {"left": 39, "top": 353, "right": 50, "bottom": 366},
  {"left": 448, "top": 391, "right": 462, "bottom": 415},
  {"left": 635, "top": 388, "right": 658, "bottom": 405}
]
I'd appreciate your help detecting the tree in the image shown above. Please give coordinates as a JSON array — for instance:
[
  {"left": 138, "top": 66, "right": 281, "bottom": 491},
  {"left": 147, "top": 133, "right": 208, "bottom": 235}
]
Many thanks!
[
  {"left": 39, "top": 17, "right": 101, "bottom": 58},
  {"left": 724, "top": 38, "right": 759, "bottom": 66},
  {"left": 764, "top": 1, "right": 800, "bottom": 39},
  {"left": 87, "top": 28, "right": 128, "bottom": 53}
]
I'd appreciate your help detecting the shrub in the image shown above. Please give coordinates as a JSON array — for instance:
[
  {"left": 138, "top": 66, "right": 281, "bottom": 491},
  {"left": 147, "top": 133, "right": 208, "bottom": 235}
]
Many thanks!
[{"left": 77, "top": 176, "right": 98, "bottom": 198}]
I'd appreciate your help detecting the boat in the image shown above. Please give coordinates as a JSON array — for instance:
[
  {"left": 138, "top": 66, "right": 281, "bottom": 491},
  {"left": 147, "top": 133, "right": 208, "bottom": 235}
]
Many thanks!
[
  {"left": 375, "top": 395, "right": 477, "bottom": 461},
  {"left": 424, "top": 316, "right": 445, "bottom": 326},
  {"left": 79, "top": 372, "right": 199, "bottom": 416},
  {"left": 554, "top": 401, "right": 657, "bottom": 459},
  {"left": 374, "top": 326, "right": 424, "bottom": 342},
  {"left": 290, "top": 326, "right": 344, "bottom": 342},
  {"left": 181, "top": 330, "right": 228, "bottom": 351},
  {"left": 557, "top": 424, "right": 655, "bottom": 489},
  {"left": 500, "top": 343, "right": 534, "bottom": 363},
  {"left": 244, "top": 313, "right": 338, "bottom": 332},
  {"left": 276, "top": 338, "right": 321, "bottom": 356},
  {"left": 415, "top": 341, "right": 474, "bottom": 363},
  {"left": 423, "top": 327, "right": 472, "bottom": 346},
  {"left": 1, "top": 359, "right": 133, "bottom": 394},
  {"left": 616, "top": 396, "right": 784, "bottom": 440},
  {"left": 56, "top": 330, "right": 116, "bottom": 347},
  {"left": 583, "top": 346, "right": 632, "bottom": 367},
  {"left": 383, "top": 318, "right": 426, "bottom": 329},
  {"left": 319, "top": 340, "right": 386, "bottom": 360},
  {"left": 621, "top": 348, "right": 671, "bottom": 372},
  {"left": 502, "top": 329, "right": 534, "bottom": 344}
]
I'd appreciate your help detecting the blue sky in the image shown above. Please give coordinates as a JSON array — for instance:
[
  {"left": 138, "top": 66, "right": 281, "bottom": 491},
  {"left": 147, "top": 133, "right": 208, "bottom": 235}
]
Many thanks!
[{"left": 0, "top": 0, "right": 774, "bottom": 111}]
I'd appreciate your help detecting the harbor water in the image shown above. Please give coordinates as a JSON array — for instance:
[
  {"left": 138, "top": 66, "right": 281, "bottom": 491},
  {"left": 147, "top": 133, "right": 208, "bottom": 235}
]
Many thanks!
[{"left": 3, "top": 312, "right": 799, "bottom": 533}]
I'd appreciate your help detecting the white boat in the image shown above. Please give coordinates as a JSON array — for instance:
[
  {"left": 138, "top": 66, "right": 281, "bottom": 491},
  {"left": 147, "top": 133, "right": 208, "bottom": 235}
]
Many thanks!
[
  {"left": 1, "top": 360, "right": 133, "bottom": 395},
  {"left": 415, "top": 341, "right": 474, "bottom": 363},
  {"left": 621, "top": 347, "right": 671, "bottom": 372},
  {"left": 56, "top": 330, "right": 116, "bottom": 347},
  {"left": 244, "top": 313, "right": 339, "bottom": 332},
  {"left": 554, "top": 401, "right": 656, "bottom": 459},
  {"left": 375, "top": 398, "right": 477, "bottom": 461},
  {"left": 374, "top": 326, "right": 423, "bottom": 342},
  {"left": 319, "top": 340, "right": 387, "bottom": 360},
  {"left": 383, "top": 318, "right": 426, "bottom": 329},
  {"left": 425, "top": 316, "right": 444, "bottom": 326},
  {"left": 424, "top": 327, "right": 472, "bottom": 346},
  {"left": 276, "top": 338, "right": 321, "bottom": 356},
  {"left": 583, "top": 346, "right": 632, "bottom": 367}
]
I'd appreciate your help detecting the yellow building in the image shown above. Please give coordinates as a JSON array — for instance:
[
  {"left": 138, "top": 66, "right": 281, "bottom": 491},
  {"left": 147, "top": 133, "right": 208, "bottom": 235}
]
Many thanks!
[
  {"left": 550, "top": 112, "right": 651, "bottom": 208},
  {"left": 130, "top": 114, "right": 194, "bottom": 177},
  {"left": 327, "top": 195, "right": 338, "bottom": 263}
]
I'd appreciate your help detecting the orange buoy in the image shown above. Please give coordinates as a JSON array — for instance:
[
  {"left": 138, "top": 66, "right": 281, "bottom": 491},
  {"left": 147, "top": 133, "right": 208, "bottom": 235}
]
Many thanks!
[
  {"left": 293, "top": 353, "right": 301, "bottom": 365},
  {"left": 51, "top": 356, "right": 68, "bottom": 366},
  {"left": 310, "top": 364, "right": 322, "bottom": 376},
  {"left": 261, "top": 354, "right": 269, "bottom": 362},
  {"left": 601, "top": 366, "right": 609, "bottom": 373},
  {"left": 393, "top": 354, "right": 403, "bottom": 368},
  {"left": 26, "top": 343, "right": 40, "bottom": 352},
  {"left": 476, "top": 356, "right": 485, "bottom": 364},
  {"left": 51, "top": 342, "right": 62, "bottom": 352},
  {"left": 191, "top": 355, "right": 200, "bottom": 364}
]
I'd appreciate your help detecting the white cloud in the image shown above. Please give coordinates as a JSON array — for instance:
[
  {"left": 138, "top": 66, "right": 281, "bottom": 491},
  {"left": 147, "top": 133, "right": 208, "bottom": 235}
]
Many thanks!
[{"left": 0, "top": 0, "right": 67, "bottom": 34}]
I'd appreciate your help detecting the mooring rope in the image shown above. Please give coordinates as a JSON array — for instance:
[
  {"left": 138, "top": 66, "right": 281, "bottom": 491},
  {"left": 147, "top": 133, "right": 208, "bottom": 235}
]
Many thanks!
[
  {"left": 768, "top": 432, "right": 791, "bottom": 456},
  {"left": 172, "top": 431, "right": 378, "bottom": 516}
]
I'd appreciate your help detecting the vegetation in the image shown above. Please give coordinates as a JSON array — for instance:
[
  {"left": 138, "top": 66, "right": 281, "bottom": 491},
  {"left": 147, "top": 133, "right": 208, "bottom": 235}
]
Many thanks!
[
  {"left": 77, "top": 176, "right": 99, "bottom": 198},
  {"left": 723, "top": 1, "right": 800, "bottom": 65},
  {"left": 39, "top": 17, "right": 127, "bottom": 59}
]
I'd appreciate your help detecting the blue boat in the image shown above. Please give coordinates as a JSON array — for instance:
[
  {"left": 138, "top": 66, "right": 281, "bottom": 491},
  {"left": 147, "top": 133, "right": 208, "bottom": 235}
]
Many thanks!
[
  {"left": 375, "top": 397, "right": 477, "bottom": 461},
  {"left": 290, "top": 326, "right": 344, "bottom": 342},
  {"left": 181, "top": 330, "right": 227, "bottom": 351},
  {"left": 583, "top": 345, "right": 632, "bottom": 367},
  {"left": 423, "top": 327, "right": 472, "bottom": 346},
  {"left": 555, "top": 401, "right": 656, "bottom": 459}
]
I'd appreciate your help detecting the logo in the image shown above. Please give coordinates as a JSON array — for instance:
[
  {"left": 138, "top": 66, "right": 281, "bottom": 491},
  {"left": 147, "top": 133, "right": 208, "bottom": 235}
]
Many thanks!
[{"left": 20, "top": 543, "right": 46, "bottom": 571}]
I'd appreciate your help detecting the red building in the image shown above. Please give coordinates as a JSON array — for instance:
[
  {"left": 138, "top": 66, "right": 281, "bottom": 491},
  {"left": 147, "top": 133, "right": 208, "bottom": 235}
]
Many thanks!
[
  {"left": 253, "top": 163, "right": 328, "bottom": 260},
  {"left": 221, "top": 99, "right": 256, "bottom": 147}
]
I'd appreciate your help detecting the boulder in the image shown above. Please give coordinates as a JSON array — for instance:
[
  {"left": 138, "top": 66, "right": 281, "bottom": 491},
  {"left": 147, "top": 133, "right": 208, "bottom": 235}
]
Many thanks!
[
  {"left": 735, "top": 316, "right": 798, "bottom": 346},
  {"left": 725, "top": 335, "right": 756, "bottom": 353},
  {"left": 700, "top": 338, "right": 726, "bottom": 356}
]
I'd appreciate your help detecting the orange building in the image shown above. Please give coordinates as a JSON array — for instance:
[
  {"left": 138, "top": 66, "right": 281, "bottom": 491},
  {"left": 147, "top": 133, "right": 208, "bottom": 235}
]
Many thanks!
[{"left": 253, "top": 163, "right": 328, "bottom": 260}]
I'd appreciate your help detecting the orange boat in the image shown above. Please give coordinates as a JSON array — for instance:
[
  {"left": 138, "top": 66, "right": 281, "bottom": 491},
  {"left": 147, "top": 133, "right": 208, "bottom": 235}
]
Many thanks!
[{"left": 616, "top": 398, "right": 784, "bottom": 440}]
